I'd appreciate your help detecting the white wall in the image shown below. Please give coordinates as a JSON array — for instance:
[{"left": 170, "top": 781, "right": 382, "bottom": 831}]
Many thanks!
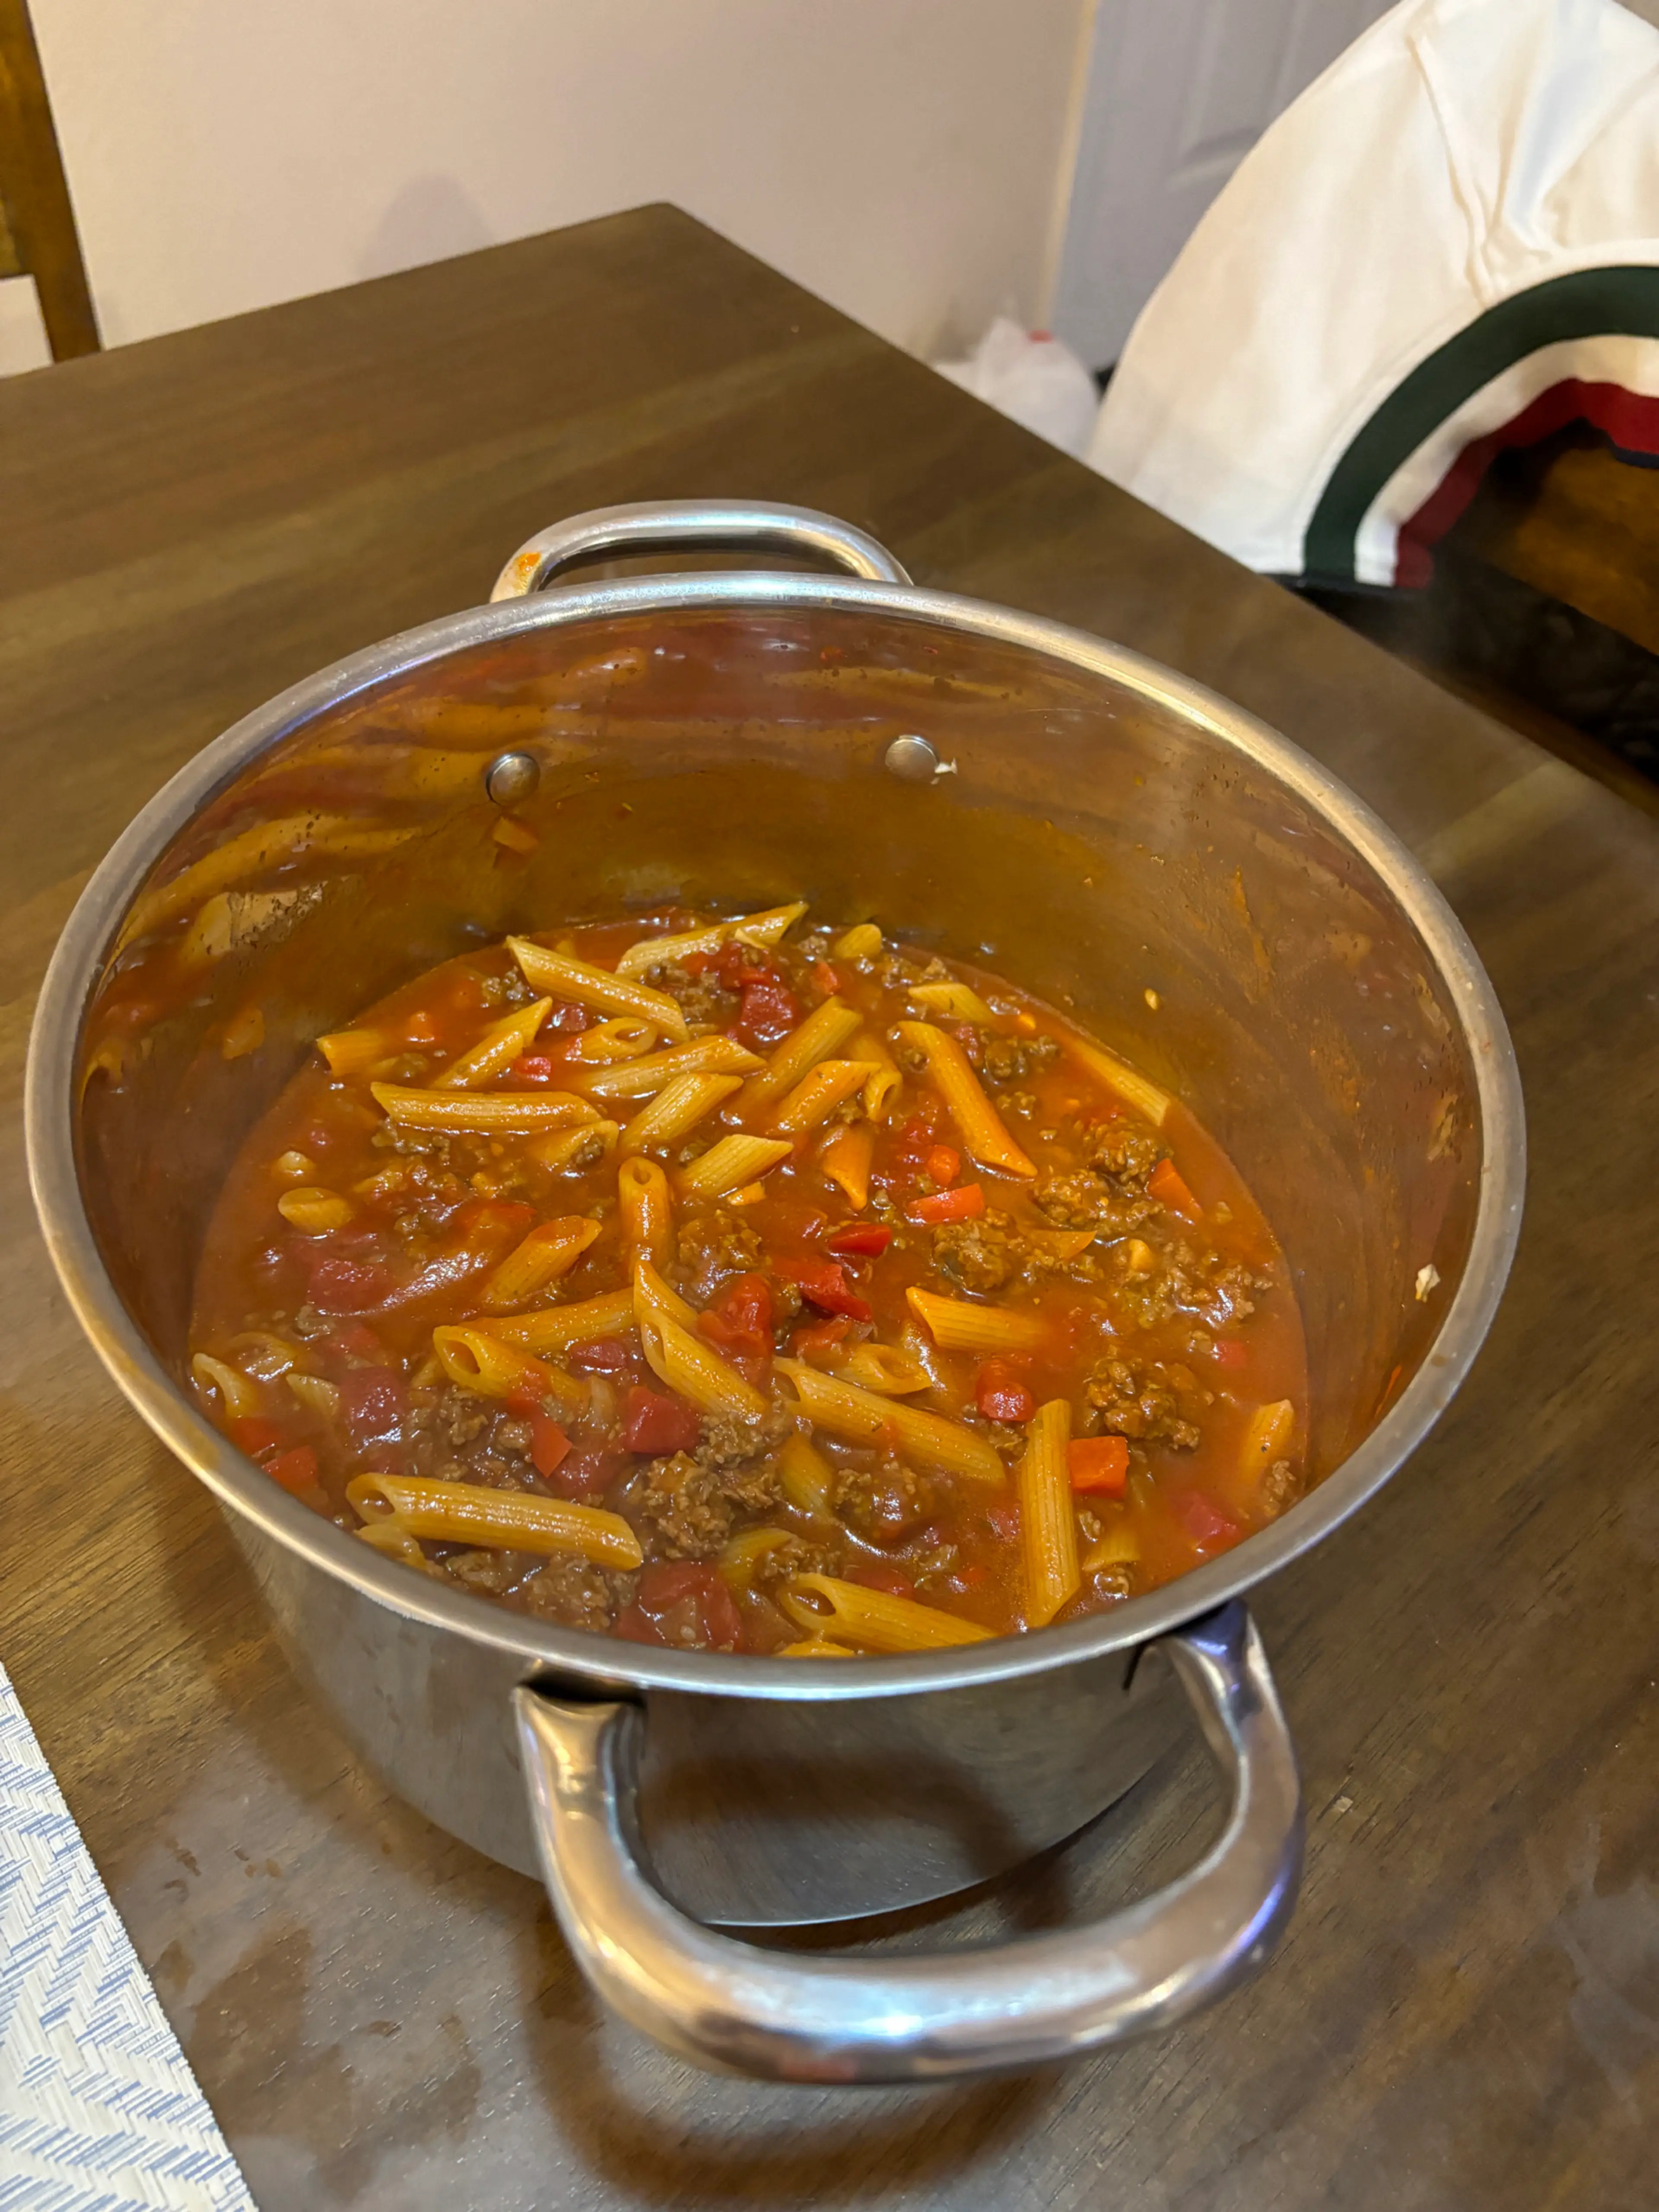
[{"left": 1, "top": 0, "right": 1090, "bottom": 375}]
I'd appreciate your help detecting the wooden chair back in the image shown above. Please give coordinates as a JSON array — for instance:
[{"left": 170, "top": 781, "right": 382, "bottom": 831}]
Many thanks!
[{"left": 0, "top": 0, "right": 98, "bottom": 360}]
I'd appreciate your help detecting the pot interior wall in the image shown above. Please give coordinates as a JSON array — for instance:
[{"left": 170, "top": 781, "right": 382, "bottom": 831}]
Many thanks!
[{"left": 77, "top": 602, "right": 1479, "bottom": 1488}]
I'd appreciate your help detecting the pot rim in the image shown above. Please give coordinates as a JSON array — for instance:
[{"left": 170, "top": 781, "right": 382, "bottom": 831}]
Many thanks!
[{"left": 25, "top": 568, "right": 1526, "bottom": 1702}]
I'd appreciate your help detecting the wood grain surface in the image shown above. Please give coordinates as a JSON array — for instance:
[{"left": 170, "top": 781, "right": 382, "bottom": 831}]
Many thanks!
[{"left": 3, "top": 207, "right": 1657, "bottom": 2211}]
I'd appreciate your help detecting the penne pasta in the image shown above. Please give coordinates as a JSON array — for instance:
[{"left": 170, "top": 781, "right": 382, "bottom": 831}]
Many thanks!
[
  {"left": 775, "top": 1359, "right": 1007, "bottom": 1484},
  {"left": 506, "top": 936, "right": 690, "bottom": 1041},
  {"left": 347, "top": 1473, "right": 643, "bottom": 1568},
  {"left": 1029, "top": 1226, "right": 1098, "bottom": 1263},
  {"left": 630, "top": 1257, "right": 700, "bottom": 1333},
  {"left": 480, "top": 1216, "right": 601, "bottom": 1310},
  {"left": 851, "top": 1030, "right": 903, "bottom": 1120},
  {"left": 617, "top": 1156, "right": 675, "bottom": 1268},
  {"left": 356, "top": 1516, "right": 439, "bottom": 1571},
  {"left": 777, "top": 1574, "right": 992, "bottom": 1652},
  {"left": 1081, "top": 1519, "right": 1140, "bottom": 1573},
  {"left": 1239, "top": 1399, "right": 1296, "bottom": 1480},
  {"left": 191, "top": 1351, "right": 264, "bottom": 1422},
  {"left": 893, "top": 1022, "right": 1036, "bottom": 1177},
  {"left": 562, "top": 1016, "right": 658, "bottom": 1064},
  {"left": 675, "top": 1133, "right": 793, "bottom": 1204},
  {"left": 276, "top": 1186, "right": 355, "bottom": 1235},
  {"left": 581, "top": 1035, "right": 764, "bottom": 1100},
  {"left": 528, "top": 1119, "right": 619, "bottom": 1171},
  {"left": 1017, "top": 1399, "right": 1080, "bottom": 1629},
  {"left": 431, "top": 1325, "right": 587, "bottom": 1415},
  {"left": 819, "top": 1122, "right": 873, "bottom": 1209},
  {"left": 619, "top": 1071, "right": 743, "bottom": 1155},
  {"left": 369, "top": 1082, "right": 596, "bottom": 1133},
  {"left": 718, "top": 1525, "right": 795, "bottom": 1588},
  {"left": 777, "top": 1430, "right": 836, "bottom": 1517},
  {"left": 272, "top": 1149, "right": 316, "bottom": 1182},
  {"left": 769, "top": 1059, "right": 879, "bottom": 1134},
  {"left": 832, "top": 1341, "right": 933, "bottom": 1395},
  {"left": 431, "top": 997, "right": 552, "bottom": 1089},
  {"left": 905, "top": 1285, "right": 1050, "bottom": 1355},
  {"left": 315, "top": 1028, "right": 392, "bottom": 1077},
  {"left": 613, "top": 901, "right": 808, "bottom": 978},
  {"left": 1059, "top": 1033, "right": 1171, "bottom": 1128},
  {"left": 779, "top": 1638, "right": 855, "bottom": 1658},
  {"left": 833, "top": 922, "right": 883, "bottom": 960},
  {"left": 491, "top": 1287, "right": 637, "bottom": 1356},
  {"left": 736, "top": 998, "right": 863, "bottom": 1115},
  {"left": 908, "top": 980, "right": 995, "bottom": 1023},
  {"left": 285, "top": 1372, "right": 342, "bottom": 1419},
  {"left": 632, "top": 1261, "right": 767, "bottom": 1419}
]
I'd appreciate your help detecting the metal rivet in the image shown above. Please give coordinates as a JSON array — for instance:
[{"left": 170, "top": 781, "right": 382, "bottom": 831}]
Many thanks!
[
  {"left": 884, "top": 733, "right": 939, "bottom": 783},
  {"left": 485, "top": 751, "right": 539, "bottom": 806}
]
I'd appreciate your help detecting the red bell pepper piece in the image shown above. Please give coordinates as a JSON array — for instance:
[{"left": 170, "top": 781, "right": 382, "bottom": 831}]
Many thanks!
[
  {"left": 1148, "top": 1158, "right": 1201, "bottom": 1218},
  {"left": 907, "top": 1184, "right": 985, "bottom": 1226},
  {"left": 1068, "top": 1436, "right": 1129, "bottom": 1495},
  {"left": 975, "top": 1359, "right": 1036, "bottom": 1426},
  {"left": 620, "top": 1385, "right": 703, "bottom": 1455},
  {"left": 812, "top": 960, "right": 843, "bottom": 997},
  {"left": 230, "top": 1415, "right": 286, "bottom": 1459},
  {"left": 826, "top": 1222, "right": 893, "bottom": 1258},
  {"left": 529, "top": 1411, "right": 571, "bottom": 1477},
  {"left": 265, "top": 1445, "right": 319, "bottom": 1494},
  {"left": 1211, "top": 1337, "right": 1249, "bottom": 1371},
  {"left": 923, "top": 1145, "right": 961, "bottom": 1189},
  {"left": 774, "top": 1257, "right": 873, "bottom": 1322}
]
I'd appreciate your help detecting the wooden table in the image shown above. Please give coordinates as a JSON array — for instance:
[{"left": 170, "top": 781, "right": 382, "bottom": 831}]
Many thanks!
[{"left": 4, "top": 207, "right": 1657, "bottom": 2211}]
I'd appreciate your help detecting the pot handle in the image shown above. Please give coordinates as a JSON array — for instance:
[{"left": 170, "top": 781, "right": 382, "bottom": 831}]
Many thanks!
[
  {"left": 489, "top": 498, "right": 913, "bottom": 600},
  {"left": 513, "top": 1600, "right": 1303, "bottom": 2082}
]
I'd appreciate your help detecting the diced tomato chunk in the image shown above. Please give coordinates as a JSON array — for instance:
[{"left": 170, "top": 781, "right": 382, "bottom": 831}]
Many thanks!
[
  {"left": 453, "top": 1196, "right": 537, "bottom": 1247},
  {"left": 1068, "top": 1436, "right": 1129, "bottom": 1495},
  {"left": 307, "top": 1254, "right": 394, "bottom": 1313},
  {"left": 508, "top": 1052, "right": 562, "bottom": 1085},
  {"left": 789, "top": 1316, "right": 851, "bottom": 1365},
  {"left": 621, "top": 1560, "right": 746, "bottom": 1651},
  {"left": 567, "top": 1335, "right": 636, "bottom": 1371},
  {"left": 826, "top": 1223, "right": 892, "bottom": 1258},
  {"left": 529, "top": 1411, "right": 571, "bottom": 1477},
  {"left": 338, "top": 1365, "right": 409, "bottom": 1450},
  {"left": 1175, "top": 1490, "right": 1242, "bottom": 1550},
  {"left": 845, "top": 1559, "right": 916, "bottom": 1599},
  {"left": 1211, "top": 1337, "right": 1249, "bottom": 1371},
  {"left": 923, "top": 1145, "right": 961, "bottom": 1188},
  {"left": 891, "top": 1111, "right": 941, "bottom": 1165},
  {"left": 907, "top": 1184, "right": 985, "bottom": 1226},
  {"left": 975, "top": 1360, "right": 1035, "bottom": 1426},
  {"left": 265, "top": 1445, "right": 319, "bottom": 1494},
  {"left": 735, "top": 974, "right": 802, "bottom": 1050},
  {"left": 774, "top": 1257, "right": 872, "bottom": 1322},
  {"left": 548, "top": 1444, "right": 623, "bottom": 1501},
  {"left": 230, "top": 1416, "right": 285, "bottom": 1458},
  {"left": 985, "top": 1500, "right": 1021, "bottom": 1543},
  {"left": 620, "top": 1385, "right": 703, "bottom": 1455},
  {"left": 812, "top": 960, "right": 842, "bottom": 997}
]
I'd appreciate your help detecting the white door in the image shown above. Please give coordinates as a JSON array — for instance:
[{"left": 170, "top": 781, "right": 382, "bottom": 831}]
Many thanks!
[{"left": 1051, "top": 0, "right": 1396, "bottom": 368}]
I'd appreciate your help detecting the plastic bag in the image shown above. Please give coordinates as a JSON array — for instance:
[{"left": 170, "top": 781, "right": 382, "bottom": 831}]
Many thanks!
[{"left": 932, "top": 317, "right": 1101, "bottom": 457}]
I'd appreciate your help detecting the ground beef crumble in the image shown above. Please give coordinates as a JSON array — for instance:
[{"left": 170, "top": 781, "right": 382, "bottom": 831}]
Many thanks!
[
  {"left": 834, "top": 1456, "right": 928, "bottom": 1544},
  {"left": 1084, "top": 1356, "right": 1209, "bottom": 1448},
  {"left": 1033, "top": 1169, "right": 1161, "bottom": 1237},
  {"left": 644, "top": 959, "right": 738, "bottom": 1029},
  {"left": 931, "top": 1210, "right": 1030, "bottom": 1294},
  {"left": 675, "top": 1210, "right": 764, "bottom": 1298}
]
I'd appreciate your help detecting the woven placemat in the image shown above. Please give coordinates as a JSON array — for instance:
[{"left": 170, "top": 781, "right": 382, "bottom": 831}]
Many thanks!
[{"left": 0, "top": 1660, "right": 254, "bottom": 2210}]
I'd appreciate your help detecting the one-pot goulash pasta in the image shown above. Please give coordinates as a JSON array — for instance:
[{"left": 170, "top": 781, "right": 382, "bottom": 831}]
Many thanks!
[{"left": 190, "top": 907, "right": 1308, "bottom": 1655}]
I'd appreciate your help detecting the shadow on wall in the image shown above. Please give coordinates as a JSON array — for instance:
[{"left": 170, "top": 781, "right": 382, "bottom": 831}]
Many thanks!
[{"left": 359, "top": 176, "right": 494, "bottom": 282}]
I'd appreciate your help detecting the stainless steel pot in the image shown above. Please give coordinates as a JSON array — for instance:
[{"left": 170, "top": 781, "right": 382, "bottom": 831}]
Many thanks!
[{"left": 26, "top": 501, "right": 1524, "bottom": 2083}]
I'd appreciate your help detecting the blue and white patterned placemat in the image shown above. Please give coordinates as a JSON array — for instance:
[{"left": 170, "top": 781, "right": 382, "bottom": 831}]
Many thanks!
[{"left": 0, "top": 1659, "right": 255, "bottom": 2210}]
